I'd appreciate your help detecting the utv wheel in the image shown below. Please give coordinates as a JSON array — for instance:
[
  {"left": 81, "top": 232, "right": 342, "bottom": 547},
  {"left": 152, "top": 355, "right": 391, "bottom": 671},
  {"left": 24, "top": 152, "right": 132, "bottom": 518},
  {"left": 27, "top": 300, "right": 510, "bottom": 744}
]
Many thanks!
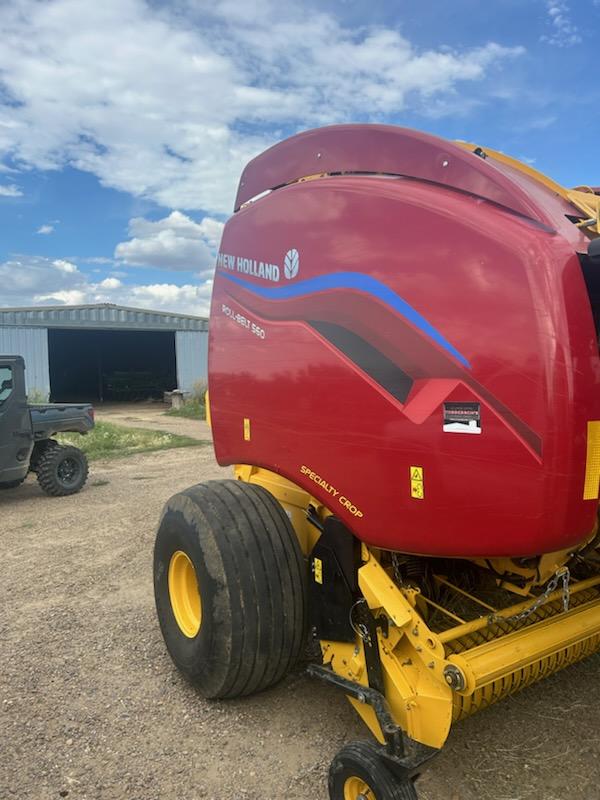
[
  {"left": 153, "top": 479, "right": 307, "bottom": 699},
  {"left": 0, "top": 477, "right": 26, "bottom": 489},
  {"left": 329, "top": 741, "right": 418, "bottom": 800},
  {"left": 36, "top": 444, "right": 89, "bottom": 496}
]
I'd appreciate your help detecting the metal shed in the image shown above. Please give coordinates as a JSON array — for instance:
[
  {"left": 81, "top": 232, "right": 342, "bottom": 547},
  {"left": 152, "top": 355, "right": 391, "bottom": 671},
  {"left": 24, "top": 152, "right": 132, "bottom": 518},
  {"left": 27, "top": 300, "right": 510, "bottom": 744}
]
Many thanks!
[{"left": 0, "top": 304, "right": 208, "bottom": 402}]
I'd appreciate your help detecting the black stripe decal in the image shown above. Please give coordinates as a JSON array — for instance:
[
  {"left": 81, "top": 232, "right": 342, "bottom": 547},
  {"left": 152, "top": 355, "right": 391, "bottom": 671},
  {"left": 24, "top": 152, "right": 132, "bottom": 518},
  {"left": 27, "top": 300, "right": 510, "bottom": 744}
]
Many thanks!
[{"left": 310, "top": 320, "right": 414, "bottom": 404}]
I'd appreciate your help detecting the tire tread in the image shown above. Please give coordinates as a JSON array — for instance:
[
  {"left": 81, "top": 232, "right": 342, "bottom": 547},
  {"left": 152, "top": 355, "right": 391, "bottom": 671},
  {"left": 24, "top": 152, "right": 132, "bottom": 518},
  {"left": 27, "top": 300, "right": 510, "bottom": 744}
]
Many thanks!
[
  {"left": 155, "top": 479, "right": 306, "bottom": 699},
  {"left": 329, "top": 741, "right": 418, "bottom": 800},
  {"left": 36, "top": 444, "right": 89, "bottom": 497}
]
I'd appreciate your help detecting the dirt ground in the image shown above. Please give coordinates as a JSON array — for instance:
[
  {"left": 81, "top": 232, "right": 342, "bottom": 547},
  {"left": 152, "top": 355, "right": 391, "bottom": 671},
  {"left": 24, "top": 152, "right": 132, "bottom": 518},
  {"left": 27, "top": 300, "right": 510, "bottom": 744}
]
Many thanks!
[
  {"left": 92, "top": 401, "right": 213, "bottom": 441},
  {"left": 2, "top": 405, "right": 600, "bottom": 800}
]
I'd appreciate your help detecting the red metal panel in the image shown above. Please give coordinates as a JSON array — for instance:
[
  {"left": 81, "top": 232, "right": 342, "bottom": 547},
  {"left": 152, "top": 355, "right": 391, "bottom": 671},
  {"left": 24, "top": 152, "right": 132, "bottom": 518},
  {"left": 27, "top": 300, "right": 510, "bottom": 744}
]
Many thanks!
[
  {"left": 235, "top": 125, "right": 550, "bottom": 226},
  {"left": 211, "top": 154, "right": 600, "bottom": 558},
  {"left": 484, "top": 157, "right": 591, "bottom": 250}
]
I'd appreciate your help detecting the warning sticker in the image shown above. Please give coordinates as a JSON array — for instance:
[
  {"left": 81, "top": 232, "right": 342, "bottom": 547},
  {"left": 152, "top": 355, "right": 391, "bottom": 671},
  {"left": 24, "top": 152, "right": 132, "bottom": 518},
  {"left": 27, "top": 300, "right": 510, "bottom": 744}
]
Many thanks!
[
  {"left": 313, "top": 557, "right": 323, "bottom": 584},
  {"left": 443, "top": 402, "right": 481, "bottom": 435},
  {"left": 411, "top": 480, "right": 424, "bottom": 499},
  {"left": 410, "top": 465, "right": 424, "bottom": 500}
]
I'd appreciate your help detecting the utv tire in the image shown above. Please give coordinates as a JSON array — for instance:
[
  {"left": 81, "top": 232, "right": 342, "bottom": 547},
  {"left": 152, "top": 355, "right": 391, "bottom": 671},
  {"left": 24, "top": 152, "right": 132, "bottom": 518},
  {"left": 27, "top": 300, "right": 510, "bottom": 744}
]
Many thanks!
[
  {"left": 0, "top": 477, "right": 26, "bottom": 489},
  {"left": 30, "top": 438, "right": 60, "bottom": 473},
  {"left": 154, "top": 479, "right": 307, "bottom": 699},
  {"left": 36, "top": 444, "right": 89, "bottom": 496},
  {"left": 329, "top": 741, "right": 418, "bottom": 800}
]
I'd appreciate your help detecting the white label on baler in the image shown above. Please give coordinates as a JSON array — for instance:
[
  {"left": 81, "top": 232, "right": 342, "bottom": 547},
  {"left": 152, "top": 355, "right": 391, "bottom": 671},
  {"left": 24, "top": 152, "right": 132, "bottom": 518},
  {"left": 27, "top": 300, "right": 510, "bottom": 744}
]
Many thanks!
[{"left": 443, "top": 402, "right": 481, "bottom": 434}]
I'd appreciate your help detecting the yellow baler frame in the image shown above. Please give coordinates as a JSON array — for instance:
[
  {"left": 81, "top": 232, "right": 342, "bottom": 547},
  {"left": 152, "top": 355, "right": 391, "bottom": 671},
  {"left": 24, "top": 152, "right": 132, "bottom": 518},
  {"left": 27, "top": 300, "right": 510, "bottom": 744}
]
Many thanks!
[
  {"left": 235, "top": 464, "right": 600, "bottom": 752},
  {"left": 455, "top": 140, "right": 600, "bottom": 234}
]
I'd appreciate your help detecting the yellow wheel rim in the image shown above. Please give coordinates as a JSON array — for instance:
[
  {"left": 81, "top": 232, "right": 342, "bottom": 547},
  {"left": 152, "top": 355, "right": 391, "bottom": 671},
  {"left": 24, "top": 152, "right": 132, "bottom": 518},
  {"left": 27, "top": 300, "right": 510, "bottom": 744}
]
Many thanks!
[
  {"left": 168, "top": 550, "right": 202, "bottom": 638},
  {"left": 343, "top": 776, "right": 376, "bottom": 800}
]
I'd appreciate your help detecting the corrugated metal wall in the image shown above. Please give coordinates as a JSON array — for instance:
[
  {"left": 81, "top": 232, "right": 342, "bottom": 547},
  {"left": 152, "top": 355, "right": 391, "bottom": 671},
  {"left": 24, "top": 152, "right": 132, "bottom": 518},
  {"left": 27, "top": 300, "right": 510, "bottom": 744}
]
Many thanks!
[
  {"left": 0, "top": 327, "right": 50, "bottom": 399},
  {"left": 0, "top": 323, "right": 208, "bottom": 399},
  {"left": 175, "top": 330, "right": 208, "bottom": 393},
  {"left": 0, "top": 305, "right": 207, "bottom": 330}
]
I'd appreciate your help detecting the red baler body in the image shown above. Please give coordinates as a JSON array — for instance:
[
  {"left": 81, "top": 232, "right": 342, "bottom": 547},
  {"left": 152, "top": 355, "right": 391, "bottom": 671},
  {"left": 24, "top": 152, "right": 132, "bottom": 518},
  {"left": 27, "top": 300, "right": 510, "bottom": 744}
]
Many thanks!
[{"left": 208, "top": 125, "right": 600, "bottom": 558}]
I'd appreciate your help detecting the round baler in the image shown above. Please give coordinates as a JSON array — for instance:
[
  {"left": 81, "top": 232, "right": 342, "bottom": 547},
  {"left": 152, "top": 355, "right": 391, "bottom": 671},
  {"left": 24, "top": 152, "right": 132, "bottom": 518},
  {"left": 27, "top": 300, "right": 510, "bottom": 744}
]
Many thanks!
[{"left": 154, "top": 125, "right": 600, "bottom": 799}]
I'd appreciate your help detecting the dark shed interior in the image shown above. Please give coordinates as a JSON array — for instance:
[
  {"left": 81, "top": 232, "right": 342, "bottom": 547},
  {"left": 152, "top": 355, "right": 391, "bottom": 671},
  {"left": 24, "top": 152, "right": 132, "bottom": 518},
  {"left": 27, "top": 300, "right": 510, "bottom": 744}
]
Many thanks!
[{"left": 48, "top": 328, "right": 177, "bottom": 402}]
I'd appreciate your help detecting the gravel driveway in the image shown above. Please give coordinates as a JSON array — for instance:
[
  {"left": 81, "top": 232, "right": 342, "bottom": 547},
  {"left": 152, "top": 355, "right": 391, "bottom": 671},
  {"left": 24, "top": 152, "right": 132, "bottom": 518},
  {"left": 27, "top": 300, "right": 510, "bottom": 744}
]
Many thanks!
[{"left": 2, "top": 407, "right": 600, "bottom": 800}]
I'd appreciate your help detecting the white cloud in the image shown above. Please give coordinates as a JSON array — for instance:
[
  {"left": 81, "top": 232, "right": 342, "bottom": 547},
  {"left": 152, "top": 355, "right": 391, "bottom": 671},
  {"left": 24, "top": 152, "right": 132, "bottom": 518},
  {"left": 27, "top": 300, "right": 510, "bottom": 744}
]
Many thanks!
[
  {"left": 80, "top": 256, "right": 115, "bottom": 265},
  {"left": 37, "top": 224, "right": 54, "bottom": 234},
  {"left": 0, "top": 255, "right": 212, "bottom": 316},
  {"left": 0, "top": 183, "right": 23, "bottom": 197},
  {"left": 0, "top": 0, "right": 524, "bottom": 214},
  {"left": 115, "top": 211, "right": 223, "bottom": 272},
  {"left": 35, "top": 288, "right": 88, "bottom": 305},
  {"left": 37, "top": 281, "right": 212, "bottom": 316},
  {"left": 124, "top": 283, "right": 213, "bottom": 316},
  {"left": 0, "top": 256, "right": 81, "bottom": 299},
  {"left": 97, "top": 277, "right": 121, "bottom": 289},
  {"left": 541, "top": 1, "right": 582, "bottom": 47},
  {"left": 52, "top": 259, "right": 78, "bottom": 273}
]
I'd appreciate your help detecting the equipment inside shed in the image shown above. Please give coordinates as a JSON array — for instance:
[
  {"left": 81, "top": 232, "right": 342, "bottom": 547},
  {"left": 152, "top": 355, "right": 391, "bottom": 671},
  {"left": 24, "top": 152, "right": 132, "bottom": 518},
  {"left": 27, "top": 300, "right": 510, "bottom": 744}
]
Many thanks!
[{"left": 48, "top": 328, "right": 177, "bottom": 402}]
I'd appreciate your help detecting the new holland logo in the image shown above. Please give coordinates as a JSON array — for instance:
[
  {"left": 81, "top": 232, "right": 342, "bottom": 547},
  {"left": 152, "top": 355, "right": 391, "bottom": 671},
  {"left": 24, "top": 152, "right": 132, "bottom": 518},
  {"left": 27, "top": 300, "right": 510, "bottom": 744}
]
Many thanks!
[{"left": 284, "top": 248, "right": 299, "bottom": 279}]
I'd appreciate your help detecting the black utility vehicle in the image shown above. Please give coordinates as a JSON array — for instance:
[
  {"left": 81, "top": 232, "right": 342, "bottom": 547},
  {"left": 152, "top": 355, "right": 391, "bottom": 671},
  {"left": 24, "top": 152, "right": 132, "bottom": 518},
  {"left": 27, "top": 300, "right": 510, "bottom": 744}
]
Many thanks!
[{"left": 0, "top": 355, "right": 94, "bottom": 496}]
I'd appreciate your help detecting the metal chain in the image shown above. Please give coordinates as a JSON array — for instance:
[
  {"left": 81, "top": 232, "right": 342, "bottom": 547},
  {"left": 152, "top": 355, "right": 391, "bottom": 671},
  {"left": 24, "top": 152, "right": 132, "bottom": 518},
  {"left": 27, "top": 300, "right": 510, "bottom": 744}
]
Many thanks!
[
  {"left": 391, "top": 553, "right": 404, "bottom": 587},
  {"left": 391, "top": 554, "right": 571, "bottom": 626},
  {"left": 489, "top": 566, "right": 571, "bottom": 625}
]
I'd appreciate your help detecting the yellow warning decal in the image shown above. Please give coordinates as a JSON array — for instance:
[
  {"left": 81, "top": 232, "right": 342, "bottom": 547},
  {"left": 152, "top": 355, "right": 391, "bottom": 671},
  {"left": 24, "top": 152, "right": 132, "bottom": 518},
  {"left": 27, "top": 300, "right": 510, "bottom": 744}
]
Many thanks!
[
  {"left": 410, "top": 466, "right": 424, "bottom": 500},
  {"left": 313, "top": 557, "right": 323, "bottom": 584},
  {"left": 583, "top": 421, "right": 600, "bottom": 500},
  {"left": 243, "top": 418, "right": 251, "bottom": 441},
  {"left": 411, "top": 480, "right": 424, "bottom": 499}
]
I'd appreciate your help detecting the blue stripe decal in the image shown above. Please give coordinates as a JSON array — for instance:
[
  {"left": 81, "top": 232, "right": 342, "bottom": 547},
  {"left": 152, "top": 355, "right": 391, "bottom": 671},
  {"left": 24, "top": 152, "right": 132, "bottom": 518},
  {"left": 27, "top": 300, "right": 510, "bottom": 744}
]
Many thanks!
[{"left": 222, "top": 271, "right": 471, "bottom": 369}]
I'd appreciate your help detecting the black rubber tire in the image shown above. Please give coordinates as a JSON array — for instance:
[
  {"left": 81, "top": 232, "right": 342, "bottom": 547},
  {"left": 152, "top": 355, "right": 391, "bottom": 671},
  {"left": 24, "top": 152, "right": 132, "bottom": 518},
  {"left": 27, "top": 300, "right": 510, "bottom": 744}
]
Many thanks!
[
  {"left": 0, "top": 477, "right": 26, "bottom": 490},
  {"left": 30, "top": 438, "right": 60, "bottom": 473},
  {"left": 329, "top": 741, "right": 418, "bottom": 800},
  {"left": 153, "top": 479, "right": 307, "bottom": 699},
  {"left": 36, "top": 444, "right": 89, "bottom": 496}
]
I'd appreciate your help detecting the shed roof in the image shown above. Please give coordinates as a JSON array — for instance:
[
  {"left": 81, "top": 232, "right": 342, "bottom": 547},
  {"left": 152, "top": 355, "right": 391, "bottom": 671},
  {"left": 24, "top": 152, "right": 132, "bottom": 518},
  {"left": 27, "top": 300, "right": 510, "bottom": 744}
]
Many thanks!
[{"left": 0, "top": 303, "right": 208, "bottom": 331}]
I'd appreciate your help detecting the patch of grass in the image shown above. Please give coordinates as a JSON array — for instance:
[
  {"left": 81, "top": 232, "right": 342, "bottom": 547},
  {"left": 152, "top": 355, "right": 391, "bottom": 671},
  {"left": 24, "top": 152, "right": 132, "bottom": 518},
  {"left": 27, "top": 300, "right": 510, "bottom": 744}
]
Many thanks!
[
  {"left": 164, "top": 397, "right": 206, "bottom": 419},
  {"left": 57, "top": 421, "right": 205, "bottom": 461}
]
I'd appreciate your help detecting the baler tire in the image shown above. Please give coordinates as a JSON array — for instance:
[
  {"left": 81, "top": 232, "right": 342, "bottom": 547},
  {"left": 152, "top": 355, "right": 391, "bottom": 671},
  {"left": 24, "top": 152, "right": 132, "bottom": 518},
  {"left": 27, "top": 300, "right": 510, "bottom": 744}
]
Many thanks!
[
  {"left": 328, "top": 741, "right": 418, "bottom": 800},
  {"left": 153, "top": 479, "right": 307, "bottom": 699},
  {"left": 36, "top": 445, "right": 89, "bottom": 496}
]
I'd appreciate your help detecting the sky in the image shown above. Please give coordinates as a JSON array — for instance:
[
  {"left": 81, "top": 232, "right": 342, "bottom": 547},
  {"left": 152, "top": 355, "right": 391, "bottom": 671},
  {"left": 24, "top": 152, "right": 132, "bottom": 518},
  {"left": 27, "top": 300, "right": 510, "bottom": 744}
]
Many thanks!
[{"left": 0, "top": 0, "right": 598, "bottom": 317}]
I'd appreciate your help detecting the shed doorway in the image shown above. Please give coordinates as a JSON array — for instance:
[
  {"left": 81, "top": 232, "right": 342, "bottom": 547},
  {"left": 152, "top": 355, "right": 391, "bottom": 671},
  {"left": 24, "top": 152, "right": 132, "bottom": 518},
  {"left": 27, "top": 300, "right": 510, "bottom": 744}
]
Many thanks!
[{"left": 48, "top": 328, "right": 177, "bottom": 402}]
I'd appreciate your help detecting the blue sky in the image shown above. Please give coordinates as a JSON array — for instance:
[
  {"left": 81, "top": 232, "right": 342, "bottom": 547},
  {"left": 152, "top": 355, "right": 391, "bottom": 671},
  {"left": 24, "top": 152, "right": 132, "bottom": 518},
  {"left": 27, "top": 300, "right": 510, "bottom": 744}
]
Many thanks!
[{"left": 1, "top": 0, "right": 598, "bottom": 316}]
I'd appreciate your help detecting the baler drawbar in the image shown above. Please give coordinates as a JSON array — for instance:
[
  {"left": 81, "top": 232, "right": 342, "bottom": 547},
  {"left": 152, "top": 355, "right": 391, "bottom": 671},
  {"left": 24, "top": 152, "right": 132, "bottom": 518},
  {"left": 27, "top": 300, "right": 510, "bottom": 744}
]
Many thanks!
[{"left": 154, "top": 124, "right": 600, "bottom": 799}]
